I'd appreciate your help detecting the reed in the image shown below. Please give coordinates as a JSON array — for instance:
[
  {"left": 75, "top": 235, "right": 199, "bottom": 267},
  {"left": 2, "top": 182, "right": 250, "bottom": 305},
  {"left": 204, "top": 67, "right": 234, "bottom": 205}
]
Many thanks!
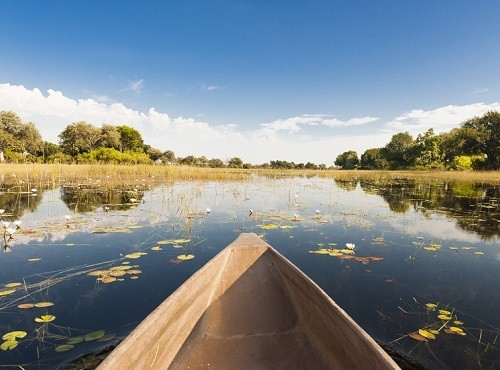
[{"left": 1, "top": 164, "right": 498, "bottom": 189}]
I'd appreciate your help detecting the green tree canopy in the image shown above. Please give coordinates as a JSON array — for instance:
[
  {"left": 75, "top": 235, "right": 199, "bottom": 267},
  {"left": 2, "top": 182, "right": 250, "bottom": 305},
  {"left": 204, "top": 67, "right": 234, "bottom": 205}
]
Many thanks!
[
  {"left": 117, "top": 125, "right": 144, "bottom": 152},
  {"left": 382, "top": 132, "right": 415, "bottom": 169},
  {"left": 360, "top": 148, "right": 387, "bottom": 169},
  {"left": 462, "top": 111, "right": 500, "bottom": 169},
  {"left": 335, "top": 150, "right": 359, "bottom": 169},
  {"left": 59, "top": 121, "right": 101, "bottom": 156},
  {"left": 99, "top": 124, "right": 121, "bottom": 150}
]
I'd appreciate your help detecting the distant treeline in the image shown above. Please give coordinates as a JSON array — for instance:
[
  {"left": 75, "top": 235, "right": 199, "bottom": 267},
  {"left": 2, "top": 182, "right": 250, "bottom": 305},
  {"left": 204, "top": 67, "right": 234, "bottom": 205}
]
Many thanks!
[{"left": 0, "top": 110, "right": 498, "bottom": 170}]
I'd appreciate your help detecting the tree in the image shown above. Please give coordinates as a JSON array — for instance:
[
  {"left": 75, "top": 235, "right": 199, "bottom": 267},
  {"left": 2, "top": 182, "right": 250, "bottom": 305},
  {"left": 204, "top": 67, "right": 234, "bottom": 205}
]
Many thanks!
[
  {"left": 413, "top": 128, "right": 444, "bottom": 168},
  {"left": 227, "top": 157, "right": 243, "bottom": 168},
  {"left": 462, "top": 111, "right": 500, "bottom": 169},
  {"left": 59, "top": 121, "right": 101, "bottom": 156},
  {"left": 360, "top": 148, "right": 387, "bottom": 169},
  {"left": 18, "top": 122, "right": 44, "bottom": 155},
  {"left": 99, "top": 124, "right": 121, "bottom": 149},
  {"left": 335, "top": 150, "right": 359, "bottom": 169},
  {"left": 117, "top": 125, "right": 143, "bottom": 152},
  {"left": 143, "top": 144, "right": 163, "bottom": 161},
  {"left": 0, "top": 111, "right": 44, "bottom": 160},
  {"left": 382, "top": 132, "right": 415, "bottom": 169},
  {"left": 162, "top": 150, "right": 176, "bottom": 163}
]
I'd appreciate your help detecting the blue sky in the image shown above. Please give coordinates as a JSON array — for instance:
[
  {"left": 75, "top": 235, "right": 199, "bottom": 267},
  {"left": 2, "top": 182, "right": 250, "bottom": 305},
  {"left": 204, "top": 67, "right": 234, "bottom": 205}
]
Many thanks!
[{"left": 1, "top": 1, "right": 499, "bottom": 164}]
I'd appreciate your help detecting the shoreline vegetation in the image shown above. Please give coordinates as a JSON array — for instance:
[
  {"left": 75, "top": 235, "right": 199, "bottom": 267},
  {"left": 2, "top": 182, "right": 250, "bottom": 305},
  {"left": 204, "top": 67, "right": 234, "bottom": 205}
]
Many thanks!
[{"left": 1, "top": 163, "right": 499, "bottom": 188}]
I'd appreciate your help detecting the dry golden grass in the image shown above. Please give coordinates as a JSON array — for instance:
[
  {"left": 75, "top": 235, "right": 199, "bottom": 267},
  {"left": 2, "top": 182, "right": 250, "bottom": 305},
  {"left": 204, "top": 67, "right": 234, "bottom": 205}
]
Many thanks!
[
  {"left": 1, "top": 164, "right": 498, "bottom": 189},
  {"left": 0, "top": 163, "right": 251, "bottom": 189}
]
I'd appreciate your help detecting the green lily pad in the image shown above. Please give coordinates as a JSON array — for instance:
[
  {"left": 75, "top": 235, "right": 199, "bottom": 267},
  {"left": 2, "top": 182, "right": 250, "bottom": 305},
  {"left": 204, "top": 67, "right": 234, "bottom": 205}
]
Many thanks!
[
  {"left": 84, "top": 330, "right": 105, "bottom": 341},
  {"left": 55, "top": 344, "right": 74, "bottom": 352},
  {"left": 1, "top": 340, "right": 18, "bottom": 350}
]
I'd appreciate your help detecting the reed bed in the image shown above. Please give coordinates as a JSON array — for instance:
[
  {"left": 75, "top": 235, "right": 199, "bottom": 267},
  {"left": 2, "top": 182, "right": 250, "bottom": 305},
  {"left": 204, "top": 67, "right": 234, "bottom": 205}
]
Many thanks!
[{"left": 1, "top": 164, "right": 499, "bottom": 190}]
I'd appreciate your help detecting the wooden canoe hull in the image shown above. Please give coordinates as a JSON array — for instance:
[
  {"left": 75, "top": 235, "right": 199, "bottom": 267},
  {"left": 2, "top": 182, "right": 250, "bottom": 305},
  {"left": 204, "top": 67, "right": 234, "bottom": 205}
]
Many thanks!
[{"left": 98, "top": 233, "right": 399, "bottom": 369}]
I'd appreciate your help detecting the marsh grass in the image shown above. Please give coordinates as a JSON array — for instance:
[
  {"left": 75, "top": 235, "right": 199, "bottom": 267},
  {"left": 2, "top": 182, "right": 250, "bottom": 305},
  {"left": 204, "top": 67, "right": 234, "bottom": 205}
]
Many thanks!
[
  {"left": 1, "top": 164, "right": 499, "bottom": 190},
  {"left": 0, "top": 164, "right": 251, "bottom": 190}
]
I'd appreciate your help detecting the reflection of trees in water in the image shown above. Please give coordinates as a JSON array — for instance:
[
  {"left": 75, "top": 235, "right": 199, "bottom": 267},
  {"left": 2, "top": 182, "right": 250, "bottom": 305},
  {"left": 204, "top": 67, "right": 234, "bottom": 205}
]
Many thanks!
[
  {"left": 334, "top": 180, "right": 357, "bottom": 192},
  {"left": 60, "top": 186, "right": 144, "bottom": 212},
  {"left": 359, "top": 180, "right": 499, "bottom": 240},
  {"left": 0, "top": 191, "right": 44, "bottom": 219}
]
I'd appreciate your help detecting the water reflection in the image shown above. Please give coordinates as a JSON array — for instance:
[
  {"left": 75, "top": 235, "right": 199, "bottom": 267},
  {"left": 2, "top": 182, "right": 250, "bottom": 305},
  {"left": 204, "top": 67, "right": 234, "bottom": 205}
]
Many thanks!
[{"left": 0, "top": 176, "right": 497, "bottom": 369}]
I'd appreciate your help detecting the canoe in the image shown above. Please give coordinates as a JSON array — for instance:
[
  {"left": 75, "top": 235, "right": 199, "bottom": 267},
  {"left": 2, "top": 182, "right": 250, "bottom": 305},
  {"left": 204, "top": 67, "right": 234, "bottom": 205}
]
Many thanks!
[{"left": 98, "top": 233, "right": 400, "bottom": 369}]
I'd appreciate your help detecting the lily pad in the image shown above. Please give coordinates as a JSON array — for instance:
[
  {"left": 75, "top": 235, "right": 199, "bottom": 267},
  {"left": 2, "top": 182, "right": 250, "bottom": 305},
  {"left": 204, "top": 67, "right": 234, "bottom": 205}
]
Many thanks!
[
  {"left": 177, "top": 254, "right": 195, "bottom": 261},
  {"left": 4, "top": 282, "right": 22, "bottom": 288},
  {"left": 84, "top": 330, "right": 105, "bottom": 341},
  {"left": 18, "top": 303, "right": 35, "bottom": 309},
  {"left": 408, "top": 332, "right": 427, "bottom": 342},
  {"left": 418, "top": 329, "right": 436, "bottom": 340},
  {"left": 1, "top": 340, "right": 18, "bottom": 350},
  {"left": 97, "top": 333, "right": 116, "bottom": 342},
  {"left": 66, "top": 336, "right": 84, "bottom": 344},
  {"left": 0, "top": 290, "right": 16, "bottom": 297},
  {"left": 2, "top": 331, "right": 27, "bottom": 341},
  {"left": 34, "top": 302, "right": 54, "bottom": 308},
  {"left": 35, "top": 315, "right": 56, "bottom": 323},
  {"left": 55, "top": 344, "right": 74, "bottom": 352},
  {"left": 151, "top": 246, "right": 162, "bottom": 251}
]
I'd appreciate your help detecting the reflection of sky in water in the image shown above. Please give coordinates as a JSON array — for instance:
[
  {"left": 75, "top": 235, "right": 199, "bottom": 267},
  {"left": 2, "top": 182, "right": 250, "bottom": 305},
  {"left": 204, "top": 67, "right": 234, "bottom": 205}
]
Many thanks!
[{"left": 0, "top": 177, "right": 498, "bottom": 369}]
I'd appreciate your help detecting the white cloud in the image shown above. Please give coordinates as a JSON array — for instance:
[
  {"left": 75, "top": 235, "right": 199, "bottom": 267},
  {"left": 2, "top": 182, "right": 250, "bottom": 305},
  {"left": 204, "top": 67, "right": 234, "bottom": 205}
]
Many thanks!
[
  {"left": 0, "top": 83, "right": 498, "bottom": 165},
  {"left": 259, "top": 114, "right": 379, "bottom": 135},
  {"left": 384, "top": 102, "right": 500, "bottom": 137}
]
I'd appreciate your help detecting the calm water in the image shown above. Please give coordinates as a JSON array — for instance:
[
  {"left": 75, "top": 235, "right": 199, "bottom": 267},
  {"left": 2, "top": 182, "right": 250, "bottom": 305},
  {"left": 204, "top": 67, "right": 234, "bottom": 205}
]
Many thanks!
[{"left": 0, "top": 176, "right": 498, "bottom": 369}]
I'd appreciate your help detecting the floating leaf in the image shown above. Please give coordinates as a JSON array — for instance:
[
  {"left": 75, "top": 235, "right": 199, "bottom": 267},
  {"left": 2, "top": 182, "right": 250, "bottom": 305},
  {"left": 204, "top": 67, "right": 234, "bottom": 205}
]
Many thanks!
[
  {"left": 109, "top": 270, "right": 127, "bottom": 277},
  {"left": 172, "top": 239, "right": 190, "bottom": 243},
  {"left": 84, "top": 330, "right": 105, "bottom": 341},
  {"left": 34, "top": 302, "right": 54, "bottom": 308},
  {"left": 130, "top": 276, "right": 139, "bottom": 280},
  {"left": 259, "top": 224, "right": 279, "bottom": 230},
  {"left": 438, "top": 309, "right": 452, "bottom": 316},
  {"left": 177, "top": 254, "right": 195, "bottom": 261},
  {"left": 418, "top": 329, "right": 436, "bottom": 339},
  {"left": 126, "top": 269, "right": 142, "bottom": 275},
  {"left": 5, "top": 282, "right": 22, "bottom": 288},
  {"left": 125, "top": 252, "right": 143, "bottom": 259},
  {"left": 309, "top": 249, "right": 329, "bottom": 255},
  {"left": 35, "top": 315, "right": 56, "bottom": 323},
  {"left": 110, "top": 265, "right": 133, "bottom": 271},
  {"left": 408, "top": 332, "right": 427, "bottom": 342},
  {"left": 0, "top": 290, "right": 16, "bottom": 297},
  {"left": 429, "top": 329, "right": 440, "bottom": 335},
  {"left": 449, "top": 327, "right": 465, "bottom": 334},
  {"left": 66, "top": 336, "right": 84, "bottom": 344},
  {"left": 88, "top": 270, "right": 109, "bottom": 276},
  {"left": 454, "top": 320, "right": 464, "bottom": 325},
  {"left": 1, "top": 340, "right": 18, "bottom": 350},
  {"left": 340, "top": 249, "right": 355, "bottom": 254},
  {"left": 438, "top": 314, "right": 452, "bottom": 320},
  {"left": 151, "top": 246, "right": 162, "bottom": 251},
  {"left": 449, "top": 247, "right": 459, "bottom": 250},
  {"left": 425, "top": 303, "right": 437, "bottom": 311},
  {"left": 55, "top": 344, "right": 74, "bottom": 352},
  {"left": 474, "top": 252, "right": 484, "bottom": 255},
  {"left": 18, "top": 303, "right": 35, "bottom": 309},
  {"left": 99, "top": 276, "right": 117, "bottom": 284},
  {"left": 28, "top": 258, "right": 41, "bottom": 262},
  {"left": 2, "top": 331, "right": 27, "bottom": 341}
]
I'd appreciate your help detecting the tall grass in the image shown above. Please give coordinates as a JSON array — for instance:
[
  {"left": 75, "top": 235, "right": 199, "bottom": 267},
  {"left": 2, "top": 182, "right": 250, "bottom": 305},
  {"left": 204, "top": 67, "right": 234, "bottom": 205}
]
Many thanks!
[{"left": 1, "top": 164, "right": 499, "bottom": 190}]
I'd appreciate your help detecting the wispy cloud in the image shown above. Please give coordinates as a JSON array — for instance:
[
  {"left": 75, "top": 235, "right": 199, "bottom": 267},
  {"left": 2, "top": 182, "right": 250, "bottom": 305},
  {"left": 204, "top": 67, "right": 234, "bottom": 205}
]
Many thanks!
[
  {"left": 473, "top": 87, "right": 488, "bottom": 95},
  {"left": 202, "top": 84, "right": 222, "bottom": 92},
  {"left": 122, "top": 78, "right": 144, "bottom": 93},
  {"left": 384, "top": 103, "right": 500, "bottom": 136}
]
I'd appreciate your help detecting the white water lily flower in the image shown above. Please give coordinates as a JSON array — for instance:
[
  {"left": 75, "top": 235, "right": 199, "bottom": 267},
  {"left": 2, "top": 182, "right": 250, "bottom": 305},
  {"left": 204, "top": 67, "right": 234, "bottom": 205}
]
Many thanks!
[
  {"left": 31, "top": 188, "right": 37, "bottom": 193},
  {"left": 2, "top": 221, "right": 10, "bottom": 229},
  {"left": 65, "top": 215, "right": 72, "bottom": 221},
  {"left": 346, "top": 243, "right": 355, "bottom": 250},
  {"left": 206, "top": 208, "right": 211, "bottom": 213}
]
